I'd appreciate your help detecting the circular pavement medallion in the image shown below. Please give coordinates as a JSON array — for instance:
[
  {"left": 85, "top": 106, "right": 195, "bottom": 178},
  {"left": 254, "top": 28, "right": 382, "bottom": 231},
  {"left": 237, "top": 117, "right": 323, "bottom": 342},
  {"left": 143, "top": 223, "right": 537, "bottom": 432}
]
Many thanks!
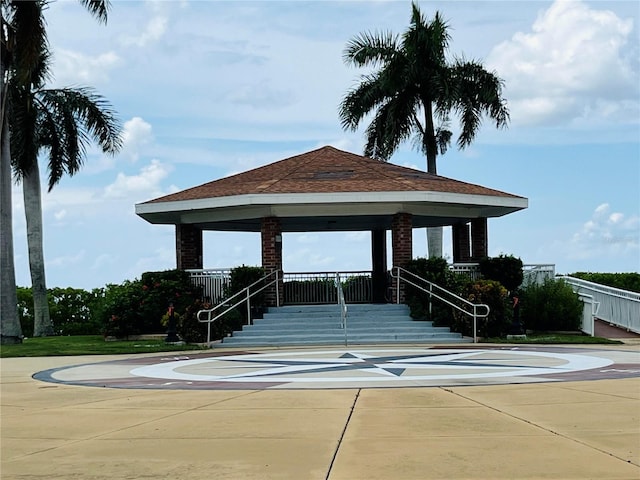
[{"left": 33, "top": 346, "right": 640, "bottom": 390}]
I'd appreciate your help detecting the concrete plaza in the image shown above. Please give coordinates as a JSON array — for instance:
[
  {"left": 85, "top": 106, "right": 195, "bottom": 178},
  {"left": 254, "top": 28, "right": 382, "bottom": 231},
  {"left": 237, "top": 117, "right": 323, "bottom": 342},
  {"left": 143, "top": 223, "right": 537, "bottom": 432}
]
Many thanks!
[{"left": 1, "top": 344, "right": 639, "bottom": 480}]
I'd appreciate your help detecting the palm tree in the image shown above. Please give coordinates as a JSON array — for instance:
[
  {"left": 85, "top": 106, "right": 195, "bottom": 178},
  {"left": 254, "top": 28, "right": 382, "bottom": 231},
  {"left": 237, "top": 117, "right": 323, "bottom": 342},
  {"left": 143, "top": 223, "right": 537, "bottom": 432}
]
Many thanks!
[
  {"left": 2, "top": 0, "right": 119, "bottom": 338},
  {"left": 339, "top": 2, "right": 509, "bottom": 258}
]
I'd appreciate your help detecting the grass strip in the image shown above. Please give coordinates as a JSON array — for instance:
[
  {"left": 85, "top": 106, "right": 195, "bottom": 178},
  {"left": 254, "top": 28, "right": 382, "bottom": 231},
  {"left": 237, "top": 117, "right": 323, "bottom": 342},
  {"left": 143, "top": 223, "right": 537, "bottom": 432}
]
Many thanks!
[{"left": 0, "top": 335, "right": 207, "bottom": 358}]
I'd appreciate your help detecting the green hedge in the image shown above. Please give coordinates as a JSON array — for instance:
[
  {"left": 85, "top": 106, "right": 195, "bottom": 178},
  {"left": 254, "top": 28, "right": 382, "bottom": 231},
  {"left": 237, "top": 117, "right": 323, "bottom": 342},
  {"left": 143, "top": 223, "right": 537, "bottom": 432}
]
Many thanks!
[
  {"left": 570, "top": 272, "right": 640, "bottom": 293},
  {"left": 520, "top": 278, "right": 582, "bottom": 331}
]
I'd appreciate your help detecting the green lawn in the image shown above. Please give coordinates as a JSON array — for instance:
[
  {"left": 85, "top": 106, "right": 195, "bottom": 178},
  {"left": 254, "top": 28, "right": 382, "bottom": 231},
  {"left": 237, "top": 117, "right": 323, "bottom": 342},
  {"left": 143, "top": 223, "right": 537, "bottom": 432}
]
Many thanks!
[
  {"left": 0, "top": 333, "right": 623, "bottom": 358},
  {"left": 0, "top": 335, "right": 207, "bottom": 358},
  {"left": 480, "top": 334, "right": 622, "bottom": 344}
]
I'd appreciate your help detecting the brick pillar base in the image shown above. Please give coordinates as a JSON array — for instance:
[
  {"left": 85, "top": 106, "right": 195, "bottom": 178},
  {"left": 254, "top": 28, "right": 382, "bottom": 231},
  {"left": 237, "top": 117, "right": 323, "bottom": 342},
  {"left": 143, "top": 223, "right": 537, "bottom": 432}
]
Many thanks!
[
  {"left": 471, "top": 217, "right": 488, "bottom": 260},
  {"left": 452, "top": 222, "right": 471, "bottom": 263},
  {"left": 176, "top": 224, "right": 202, "bottom": 270},
  {"left": 391, "top": 213, "right": 412, "bottom": 303},
  {"left": 261, "top": 217, "right": 283, "bottom": 307}
]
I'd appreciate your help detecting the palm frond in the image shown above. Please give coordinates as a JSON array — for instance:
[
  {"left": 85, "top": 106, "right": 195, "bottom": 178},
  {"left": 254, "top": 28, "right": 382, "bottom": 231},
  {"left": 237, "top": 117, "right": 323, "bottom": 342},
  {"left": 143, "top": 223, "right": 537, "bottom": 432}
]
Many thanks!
[
  {"left": 343, "top": 30, "right": 399, "bottom": 67},
  {"left": 34, "top": 86, "right": 123, "bottom": 189},
  {"left": 449, "top": 58, "right": 509, "bottom": 148},
  {"left": 10, "top": 0, "right": 49, "bottom": 88},
  {"left": 78, "top": 0, "right": 110, "bottom": 24}
]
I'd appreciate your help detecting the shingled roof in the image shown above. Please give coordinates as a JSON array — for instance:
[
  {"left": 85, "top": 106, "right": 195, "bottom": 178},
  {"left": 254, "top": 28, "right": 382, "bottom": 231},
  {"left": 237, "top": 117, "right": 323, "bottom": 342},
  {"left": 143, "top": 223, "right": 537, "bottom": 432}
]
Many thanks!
[
  {"left": 136, "top": 146, "right": 527, "bottom": 232},
  {"left": 144, "top": 146, "right": 521, "bottom": 204}
]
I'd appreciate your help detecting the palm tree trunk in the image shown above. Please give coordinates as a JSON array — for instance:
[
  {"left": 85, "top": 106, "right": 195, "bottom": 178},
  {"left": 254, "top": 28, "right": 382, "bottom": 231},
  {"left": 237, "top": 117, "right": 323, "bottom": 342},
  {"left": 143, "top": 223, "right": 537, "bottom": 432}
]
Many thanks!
[
  {"left": 0, "top": 118, "right": 23, "bottom": 344},
  {"left": 423, "top": 100, "right": 443, "bottom": 258},
  {"left": 22, "top": 162, "right": 53, "bottom": 336}
]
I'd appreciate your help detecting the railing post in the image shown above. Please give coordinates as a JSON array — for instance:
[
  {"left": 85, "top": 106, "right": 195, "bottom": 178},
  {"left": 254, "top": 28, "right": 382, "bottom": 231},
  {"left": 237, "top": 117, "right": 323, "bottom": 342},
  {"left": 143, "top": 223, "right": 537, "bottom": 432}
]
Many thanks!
[
  {"left": 395, "top": 267, "right": 400, "bottom": 304},
  {"left": 245, "top": 287, "right": 251, "bottom": 325},
  {"left": 276, "top": 270, "right": 280, "bottom": 307},
  {"left": 207, "top": 313, "right": 211, "bottom": 346},
  {"left": 429, "top": 283, "right": 433, "bottom": 320},
  {"left": 473, "top": 305, "right": 477, "bottom": 344}
]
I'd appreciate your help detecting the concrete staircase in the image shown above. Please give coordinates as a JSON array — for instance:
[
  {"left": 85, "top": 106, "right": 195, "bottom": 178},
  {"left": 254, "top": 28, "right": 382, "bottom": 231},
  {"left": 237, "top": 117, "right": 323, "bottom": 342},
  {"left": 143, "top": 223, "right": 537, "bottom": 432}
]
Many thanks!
[{"left": 217, "top": 303, "right": 471, "bottom": 347}]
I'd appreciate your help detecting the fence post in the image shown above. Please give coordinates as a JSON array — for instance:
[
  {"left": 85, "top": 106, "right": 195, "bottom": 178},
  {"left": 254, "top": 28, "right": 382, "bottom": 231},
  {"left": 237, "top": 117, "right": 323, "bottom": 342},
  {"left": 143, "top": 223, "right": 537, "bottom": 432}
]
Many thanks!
[{"left": 473, "top": 305, "right": 478, "bottom": 344}]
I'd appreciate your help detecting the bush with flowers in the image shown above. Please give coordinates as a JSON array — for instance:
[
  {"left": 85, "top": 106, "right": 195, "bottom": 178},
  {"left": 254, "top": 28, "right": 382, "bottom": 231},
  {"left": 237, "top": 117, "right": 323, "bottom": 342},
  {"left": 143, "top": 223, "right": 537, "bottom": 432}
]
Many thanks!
[
  {"left": 100, "top": 270, "right": 201, "bottom": 339},
  {"left": 453, "top": 279, "right": 512, "bottom": 338}
]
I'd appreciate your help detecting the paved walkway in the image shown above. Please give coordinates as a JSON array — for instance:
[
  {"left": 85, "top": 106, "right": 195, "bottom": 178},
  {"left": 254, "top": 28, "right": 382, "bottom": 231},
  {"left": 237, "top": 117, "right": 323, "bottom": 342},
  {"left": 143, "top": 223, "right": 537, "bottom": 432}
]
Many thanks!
[{"left": 2, "top": 344, "right": 639, "bottom": 479}]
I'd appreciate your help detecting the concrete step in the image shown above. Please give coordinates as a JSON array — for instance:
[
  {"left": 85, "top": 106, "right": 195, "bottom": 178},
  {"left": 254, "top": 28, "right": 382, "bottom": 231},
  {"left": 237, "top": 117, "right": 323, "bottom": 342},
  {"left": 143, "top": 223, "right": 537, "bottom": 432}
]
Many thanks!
[
  {"left": 235, "top": 325, "right": 451, "bottom": 336},
  {"left": 217, "top": 302, "right": 466, "bottom": 348},
  {"left": 220, "top": 332, "right": 469, "bottom": 347}
]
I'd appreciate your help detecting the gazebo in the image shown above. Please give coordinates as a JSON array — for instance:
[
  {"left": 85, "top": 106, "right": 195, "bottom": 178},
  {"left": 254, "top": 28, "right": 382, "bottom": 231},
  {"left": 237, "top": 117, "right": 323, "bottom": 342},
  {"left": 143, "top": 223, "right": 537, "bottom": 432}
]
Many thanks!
[{"left": 135, "top": 146, "right": 527, "bottom": 304}]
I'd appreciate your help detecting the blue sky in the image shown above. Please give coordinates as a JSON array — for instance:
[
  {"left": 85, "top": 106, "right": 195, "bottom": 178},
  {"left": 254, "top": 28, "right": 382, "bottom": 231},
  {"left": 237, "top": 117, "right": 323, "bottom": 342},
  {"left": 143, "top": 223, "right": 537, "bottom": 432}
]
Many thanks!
[{"left": 11, "top": 0, "right": 640, "bottom": 290}]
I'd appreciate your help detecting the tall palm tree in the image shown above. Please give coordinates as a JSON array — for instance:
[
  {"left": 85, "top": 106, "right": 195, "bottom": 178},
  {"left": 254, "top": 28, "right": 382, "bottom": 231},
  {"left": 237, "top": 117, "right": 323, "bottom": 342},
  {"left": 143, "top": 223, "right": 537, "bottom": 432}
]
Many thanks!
[
  {"left": 340, "top": 2, "right": 509, "bottom": 258},
  {"left": 2, "top": 0, "right": 119, "bottom": 338},
  {"left": 0, "top": 0, "right": 47, "bottom": 343}
]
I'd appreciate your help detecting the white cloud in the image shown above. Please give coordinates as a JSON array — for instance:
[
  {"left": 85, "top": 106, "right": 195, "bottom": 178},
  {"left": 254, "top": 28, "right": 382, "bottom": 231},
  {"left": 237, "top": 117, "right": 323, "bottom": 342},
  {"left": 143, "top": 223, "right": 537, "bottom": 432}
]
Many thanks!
[
  {"left": 488, "top": 0, "right": 638, "bottom": 127},
  {"left": 52, "top": 49, "right": 121, "bottom": 85},
  {"left": 122, "top": 117, "right": 154, "bottom": 162},
  {"left": 121, "top": 15, "right": 168, "bottom": 47},
  {"left": 47, "top": 250, "right": 86, "bottom": 268},
  {"left": 104, "top": 159, "right": 172, "bottom": 200},
  {"left": 567, "top": 203, "right": 639, "bottom": 260}
]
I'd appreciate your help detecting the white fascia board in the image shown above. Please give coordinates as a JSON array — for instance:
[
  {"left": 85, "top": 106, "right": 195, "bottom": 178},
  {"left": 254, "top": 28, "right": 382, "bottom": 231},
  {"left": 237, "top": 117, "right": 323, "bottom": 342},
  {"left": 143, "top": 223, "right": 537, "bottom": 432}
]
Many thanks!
[{"left": 135, "top": 191, "right": 527, "bottom": 216}]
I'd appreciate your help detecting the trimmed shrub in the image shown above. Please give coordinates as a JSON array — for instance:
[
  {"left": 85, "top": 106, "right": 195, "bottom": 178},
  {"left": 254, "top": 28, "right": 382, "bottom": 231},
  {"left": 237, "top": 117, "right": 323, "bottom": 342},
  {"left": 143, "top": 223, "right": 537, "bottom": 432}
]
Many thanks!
[
  {"left": 404, "top": 257, "right": 471, "bottom": 325},
  {"left": 479, "top": 254, "right": 524, "bottom": 292},
  {"left": 283, "top": 279, "right": 336, "bottom": 304},
  {"left": 520, "top": 278, "right": 582, "bottom": 331},
  {"left": 570, "top": 272, "right": 640, "bottom": 293},
  {"left": 222, "top": 265, "right": 266, "bottom": 324},
  {"left": 99, "top": 269, "right": 202, "bottom": 338},
  {"left": 454, "top": 279, "right": 511, "bottom": 338}
]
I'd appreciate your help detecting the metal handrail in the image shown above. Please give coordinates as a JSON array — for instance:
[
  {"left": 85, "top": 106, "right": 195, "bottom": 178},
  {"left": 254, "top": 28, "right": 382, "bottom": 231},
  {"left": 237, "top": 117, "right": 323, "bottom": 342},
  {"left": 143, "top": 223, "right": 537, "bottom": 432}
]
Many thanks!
[
  {"left": 392, "top": 266, "right": 490, "bottom": 343},
  {"left": 197, "top": 270, "right": 281, "bottom": 345},
  {"left": 335, "top": 273, "right": 348, "bottom": 346}
]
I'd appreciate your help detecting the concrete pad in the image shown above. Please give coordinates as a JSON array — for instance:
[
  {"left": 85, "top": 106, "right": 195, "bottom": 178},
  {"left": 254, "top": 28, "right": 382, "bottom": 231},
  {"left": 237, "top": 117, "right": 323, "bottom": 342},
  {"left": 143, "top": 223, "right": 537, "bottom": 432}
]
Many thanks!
[
  {"left": 356, "top": 387, "right": 479, "bottom": 408},
  {"left": 100, "top": 407, "right": 350, "bottom": 440},
  {"left": 329, "top": 435, "right": 640, "bottom": 480},
  {"left": 347, "top": 404, "right": 548, "bottom": 438},
  {"left": 2, "top": 407, "right": 179, "bottom": 440},
  {"left": 194, "top": 389, "right": 358, "bottom": 410},
  {"left": 2, "top": 351, "right": 639, "bottom": 480},
  {"left": 2, "top": 438, "right": 334, "bottom": 480},
  {"left": 443, "top": 382, "right": 629, "bottom": 406},
  {"left": 558, "top": 378, "right": 640, "bottom": 399}
]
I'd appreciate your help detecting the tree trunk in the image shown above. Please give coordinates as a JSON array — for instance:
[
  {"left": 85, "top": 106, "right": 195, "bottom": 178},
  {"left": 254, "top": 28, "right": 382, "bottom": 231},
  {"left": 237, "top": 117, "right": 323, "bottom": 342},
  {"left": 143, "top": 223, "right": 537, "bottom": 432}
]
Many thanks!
[
  {"left": 423, "top": 100, "right": 443, "bottom": 258},
  {"left": 0, "top": 119, "right": 23, "bottom": 344},
  {"left": 22, "top": 162, "right": 53, "bottom": 336}
]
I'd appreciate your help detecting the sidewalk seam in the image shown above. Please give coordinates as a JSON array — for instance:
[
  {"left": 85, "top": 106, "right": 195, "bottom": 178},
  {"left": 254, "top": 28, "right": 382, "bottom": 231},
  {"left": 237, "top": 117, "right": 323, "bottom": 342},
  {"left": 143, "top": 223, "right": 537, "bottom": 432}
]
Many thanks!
[{"left": 325, "top": 388, "right": 361, "bottom": 480}]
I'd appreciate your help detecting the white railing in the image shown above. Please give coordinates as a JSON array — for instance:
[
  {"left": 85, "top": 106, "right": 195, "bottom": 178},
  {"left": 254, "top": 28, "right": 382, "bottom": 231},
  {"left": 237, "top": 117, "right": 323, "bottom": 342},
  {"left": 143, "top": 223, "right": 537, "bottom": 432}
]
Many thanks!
[
  {"left": 187, "top": 268, "right": 230, "bottom": 303},
  {"left": 523, "top": 264, "right": 556, "bottom": 286},
  {"left": 197, "top": 270, "right": 281, "bottom": 345},
  {"left": 558, "top": 276, "right": 640, "bottom": 334},
  {"left": 335, "top": 273, "right": 348, "bottom": 346},
  {"left": 449, "top": 263, "right": 555, "bottom": 286},
  {"left": 392, "top": 266, "right": 490, "bottom": 343}
]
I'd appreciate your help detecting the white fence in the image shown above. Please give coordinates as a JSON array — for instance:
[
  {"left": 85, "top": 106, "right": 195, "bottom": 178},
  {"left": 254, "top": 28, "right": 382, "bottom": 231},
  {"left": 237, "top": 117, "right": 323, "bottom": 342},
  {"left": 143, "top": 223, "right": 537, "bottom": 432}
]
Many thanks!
[
  {"left": 449, "top": 263, "right": 555, "bottom": 286},
  {"left": 559, "top": 276, "right": 640, "bottom": 334},
  {"left": 186, "top": 268, "right": 230, "bottom": 304}
]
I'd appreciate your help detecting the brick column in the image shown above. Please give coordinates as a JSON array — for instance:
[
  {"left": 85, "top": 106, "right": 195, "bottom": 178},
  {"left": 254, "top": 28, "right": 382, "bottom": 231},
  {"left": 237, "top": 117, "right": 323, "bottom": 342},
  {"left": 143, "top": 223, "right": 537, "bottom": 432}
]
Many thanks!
[
  {"left": 261, "top": 217, "right": 283, "bottom": 306},
  {"left": 452, "top": 222, "right": 471, "bottom": 263},
  {"left": 470, "top": 217, "right": 488, "bottom": 260},
  {"left": 176, "top": 224, "right": 202, "bottom": 270},
  {"left": 391, "top": 213, "right": 412, "bottom": 303}
]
